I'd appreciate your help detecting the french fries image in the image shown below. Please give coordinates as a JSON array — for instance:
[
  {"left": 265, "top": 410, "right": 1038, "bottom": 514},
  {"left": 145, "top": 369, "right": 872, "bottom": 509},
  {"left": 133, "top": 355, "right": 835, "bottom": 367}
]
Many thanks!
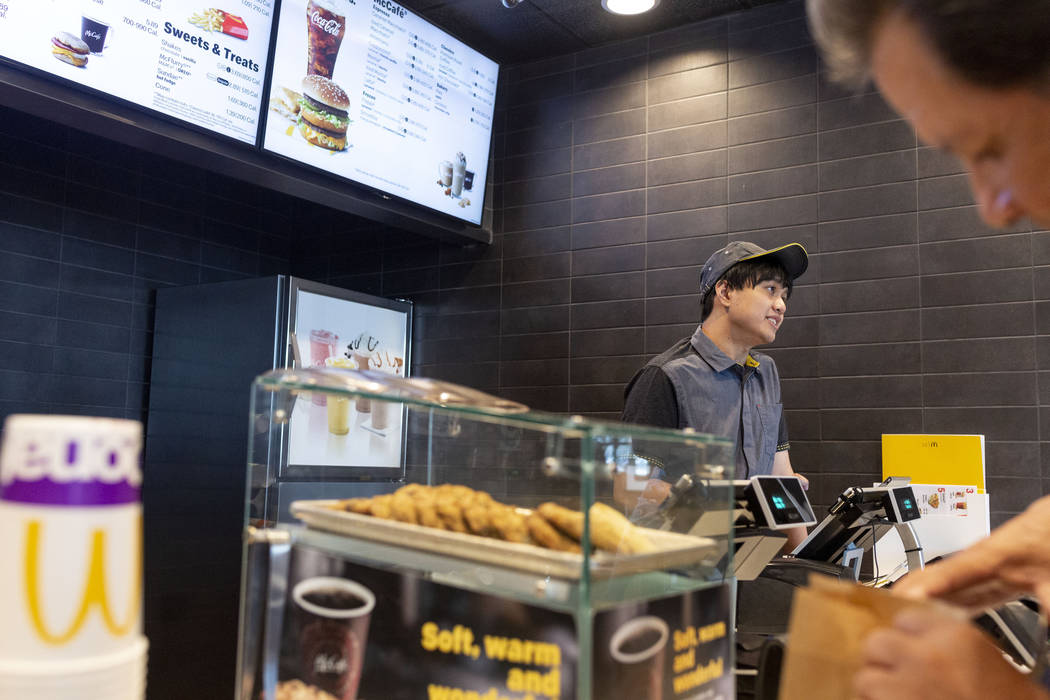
[{"left": 189, "top": 8, "right": 224, "bottom": 32}]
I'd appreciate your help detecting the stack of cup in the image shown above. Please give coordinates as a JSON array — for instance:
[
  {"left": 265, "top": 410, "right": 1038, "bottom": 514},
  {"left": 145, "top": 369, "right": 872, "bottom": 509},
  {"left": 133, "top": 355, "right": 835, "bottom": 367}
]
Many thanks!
[{"left": 0, "top": 415, "right": 148, "bottom": 700}]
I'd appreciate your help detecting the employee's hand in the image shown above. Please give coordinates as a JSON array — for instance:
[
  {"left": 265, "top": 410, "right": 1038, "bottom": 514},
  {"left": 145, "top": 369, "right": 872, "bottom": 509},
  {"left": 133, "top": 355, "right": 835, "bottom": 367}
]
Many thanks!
[
  {"left": 854, "top": 608, "right": 1049, "bottom": 700},
  {"left": 894, "top": 494, "right": 1050, "bottom": 612},
  {"left": 794, "top": 472, "right": 809, "bottom": 491}
]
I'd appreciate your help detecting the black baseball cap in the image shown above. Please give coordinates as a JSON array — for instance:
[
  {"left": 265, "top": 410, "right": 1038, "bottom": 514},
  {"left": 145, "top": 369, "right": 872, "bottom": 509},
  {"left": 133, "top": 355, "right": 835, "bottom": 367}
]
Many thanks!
[{"left": 699, "top": 241, "right": 809, "bottom": 304}]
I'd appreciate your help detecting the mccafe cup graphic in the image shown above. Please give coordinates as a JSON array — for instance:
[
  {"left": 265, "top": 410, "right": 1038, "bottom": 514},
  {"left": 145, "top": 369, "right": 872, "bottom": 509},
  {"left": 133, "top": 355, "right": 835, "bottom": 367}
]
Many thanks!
[
  {"left": 0, "top": 415, "right": 144, "bottom": 660},
  {"left": 81, "top": 16, "right": 113, "bottom": 54},
  {"left": 608, "top": 616, "right": 669, "bottom": 700},
  {"left": 289, "top": 576, "right": 375, "bottom": 700}
]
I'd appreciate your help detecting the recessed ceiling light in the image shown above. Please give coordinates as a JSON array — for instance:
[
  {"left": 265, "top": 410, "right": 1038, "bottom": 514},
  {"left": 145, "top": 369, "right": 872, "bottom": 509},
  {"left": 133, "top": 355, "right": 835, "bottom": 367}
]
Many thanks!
[{"left": 601, "top": 0, "right": 660, "bottom": 14}]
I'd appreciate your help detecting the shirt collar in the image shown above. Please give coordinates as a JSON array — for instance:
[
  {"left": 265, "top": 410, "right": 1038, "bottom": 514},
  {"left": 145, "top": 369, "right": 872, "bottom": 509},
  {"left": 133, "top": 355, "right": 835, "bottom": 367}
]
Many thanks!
[{"left": 691, "top": 325, "right": 761, "bottom": 372}]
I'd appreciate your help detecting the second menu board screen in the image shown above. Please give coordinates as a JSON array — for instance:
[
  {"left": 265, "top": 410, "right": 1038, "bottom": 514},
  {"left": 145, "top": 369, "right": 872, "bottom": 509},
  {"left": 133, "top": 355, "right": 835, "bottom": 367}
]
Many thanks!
[{"left": 263, "top": 0, "right": 498, "bottom": 225}]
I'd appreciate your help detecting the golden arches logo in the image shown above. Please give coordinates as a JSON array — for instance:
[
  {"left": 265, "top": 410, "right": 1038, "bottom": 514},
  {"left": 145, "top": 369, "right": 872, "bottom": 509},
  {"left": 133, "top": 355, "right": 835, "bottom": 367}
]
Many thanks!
[{"left": 23, "top": 518, "right": 141, "bottom": 645}]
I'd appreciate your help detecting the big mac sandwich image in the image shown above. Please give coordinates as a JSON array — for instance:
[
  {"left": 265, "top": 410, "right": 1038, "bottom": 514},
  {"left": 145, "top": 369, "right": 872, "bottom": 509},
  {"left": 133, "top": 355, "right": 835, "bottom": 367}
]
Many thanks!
[
  {"left": 297, "top": 75, "right": 349, "bottom": 151},
  {"left": 51, "top": 32, "right": 89, "bottom": 68}
]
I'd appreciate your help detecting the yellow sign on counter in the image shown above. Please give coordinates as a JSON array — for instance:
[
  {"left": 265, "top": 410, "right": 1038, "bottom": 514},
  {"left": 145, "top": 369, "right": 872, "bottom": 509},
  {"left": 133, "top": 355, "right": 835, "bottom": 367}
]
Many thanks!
[{"left": 881, "top": 434, "right": 985, "bottom": 492}]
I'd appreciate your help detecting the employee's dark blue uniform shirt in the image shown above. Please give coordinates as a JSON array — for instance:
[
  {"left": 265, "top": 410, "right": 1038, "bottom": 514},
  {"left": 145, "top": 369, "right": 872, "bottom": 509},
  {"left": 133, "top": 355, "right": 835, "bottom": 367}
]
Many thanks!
[{"left": 622, "top": 325, "right": 789, "bottom": 480}]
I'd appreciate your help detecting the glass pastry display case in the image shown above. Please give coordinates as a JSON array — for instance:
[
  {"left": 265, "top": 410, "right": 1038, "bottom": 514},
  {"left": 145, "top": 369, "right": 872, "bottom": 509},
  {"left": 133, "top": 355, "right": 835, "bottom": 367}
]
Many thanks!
[{"left": 236, "top": 368, "right": 737, "bottom": 700}]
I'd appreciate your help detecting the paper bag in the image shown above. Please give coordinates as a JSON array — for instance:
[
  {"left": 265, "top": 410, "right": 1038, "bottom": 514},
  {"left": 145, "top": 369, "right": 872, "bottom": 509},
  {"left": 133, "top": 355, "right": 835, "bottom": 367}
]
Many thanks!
[{"left": 778, "top": 576, "right": 960, "bottom": 700}]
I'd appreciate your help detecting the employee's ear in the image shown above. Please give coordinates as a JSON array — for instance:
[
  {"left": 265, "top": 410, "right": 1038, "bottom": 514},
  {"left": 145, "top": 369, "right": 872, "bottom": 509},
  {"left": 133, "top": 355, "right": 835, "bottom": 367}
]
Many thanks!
[{"left": 715, "top": 280, "right": 732, "bottom": 305}]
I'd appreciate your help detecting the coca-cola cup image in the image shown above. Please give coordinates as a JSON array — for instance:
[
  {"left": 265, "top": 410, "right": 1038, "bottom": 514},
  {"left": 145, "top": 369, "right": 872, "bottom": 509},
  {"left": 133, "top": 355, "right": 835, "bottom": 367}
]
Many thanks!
[
  {"left": 609, "top": 616, "right": 669, "bottom": 700},
  {"left": 306, "top": 0, "right": 346, "bottom": 79},
  {"left": 292, "top": 576, "right": 375, "bottom": 700},
  {"left": 81, "top": 16, "right": 112, "bottom": 54}
]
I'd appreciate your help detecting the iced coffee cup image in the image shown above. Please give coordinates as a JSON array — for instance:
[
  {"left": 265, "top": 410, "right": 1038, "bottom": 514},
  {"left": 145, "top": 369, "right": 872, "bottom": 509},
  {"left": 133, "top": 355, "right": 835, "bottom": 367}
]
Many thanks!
[
  {"left": 351, "top": 351, "right": 371, "bottom": 413},
  {"left": 365, "top": 363, "right": 393, "bottom": 432},
  {"left": 451, "top": 152, "right": 467, "bottom": 197},
  {"left": 438, "top": 160, "right": 453, "bottom": 187},
  {"left": 292, "top": 576, "right": 375, "bottom": 700},
  {"left": 609, "top": 615, "right": 669, "bottom": 700}
]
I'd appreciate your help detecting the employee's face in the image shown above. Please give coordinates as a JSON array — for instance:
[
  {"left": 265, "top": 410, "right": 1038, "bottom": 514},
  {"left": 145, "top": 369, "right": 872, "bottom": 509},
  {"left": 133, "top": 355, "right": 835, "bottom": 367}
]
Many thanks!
[
  {"left": 870, "top": 9, "right": 1050, "bottom": 229},
  {"left": 722, "top": 279, "right": 788, "bottom": 346}
]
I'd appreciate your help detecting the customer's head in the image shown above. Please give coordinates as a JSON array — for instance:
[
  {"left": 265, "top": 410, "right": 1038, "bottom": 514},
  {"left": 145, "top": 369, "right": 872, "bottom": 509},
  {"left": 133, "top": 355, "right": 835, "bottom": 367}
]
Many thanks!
[
  {"left": 699, "top": 242, "right": 808, "bottom": 321},
  {"left": 806, "top": 0, "right": 1050, "bottom": 228}
]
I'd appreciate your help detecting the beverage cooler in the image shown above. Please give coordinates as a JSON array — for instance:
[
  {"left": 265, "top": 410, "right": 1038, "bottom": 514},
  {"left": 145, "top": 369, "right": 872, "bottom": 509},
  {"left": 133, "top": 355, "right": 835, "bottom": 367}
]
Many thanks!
[
  {"left": 146, "top": 276, "right": 410, "bottom": 696},
  {"left": 235, "top": 368, "right": 738, "bottom": 700}
]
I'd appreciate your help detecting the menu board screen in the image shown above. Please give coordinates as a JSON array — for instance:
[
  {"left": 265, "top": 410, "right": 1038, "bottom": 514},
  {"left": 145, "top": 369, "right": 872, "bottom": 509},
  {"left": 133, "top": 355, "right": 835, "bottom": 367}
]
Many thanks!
[
  {"left": 263, "top": 0, "right": 498, "bottom": 225},
  {"left": 0, "top": 0, "right": 274, "bottom": 144}
]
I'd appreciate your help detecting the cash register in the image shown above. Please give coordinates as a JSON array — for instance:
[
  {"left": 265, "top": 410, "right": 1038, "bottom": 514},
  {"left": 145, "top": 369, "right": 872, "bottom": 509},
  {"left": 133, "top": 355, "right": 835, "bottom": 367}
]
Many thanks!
[
  {"left": 792, "top": 482, "right": 923, "bottom": 578},
  {"left": 638, "top": 474, "right": 818, "bottom": 580}
]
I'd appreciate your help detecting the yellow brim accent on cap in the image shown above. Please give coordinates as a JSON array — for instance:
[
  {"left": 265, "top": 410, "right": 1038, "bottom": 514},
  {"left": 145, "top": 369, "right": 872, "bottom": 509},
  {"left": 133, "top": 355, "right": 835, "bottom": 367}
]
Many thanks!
[{"left": 739, "top": 242, "right": 809, "bottom": 279}]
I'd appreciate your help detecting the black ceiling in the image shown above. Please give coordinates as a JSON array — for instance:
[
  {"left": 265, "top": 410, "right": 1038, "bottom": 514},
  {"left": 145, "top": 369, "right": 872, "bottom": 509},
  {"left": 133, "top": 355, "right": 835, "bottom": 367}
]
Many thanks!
[{"left": 396, "top": 0, "right": 790, "bottom": 65}]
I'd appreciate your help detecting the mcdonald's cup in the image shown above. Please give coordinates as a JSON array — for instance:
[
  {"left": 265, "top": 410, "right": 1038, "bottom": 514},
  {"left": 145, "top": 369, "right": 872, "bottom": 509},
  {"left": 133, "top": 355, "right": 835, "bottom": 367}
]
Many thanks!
[{"left": 0, "top": 414, "right": 145, "bottom": 667}]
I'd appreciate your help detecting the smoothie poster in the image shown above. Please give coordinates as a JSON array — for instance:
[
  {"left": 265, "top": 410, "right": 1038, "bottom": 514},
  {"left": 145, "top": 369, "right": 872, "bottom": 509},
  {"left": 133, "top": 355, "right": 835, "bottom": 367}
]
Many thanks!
[
  {"left": 0, "top": 0, "right": 274, "bottom": 143},
  {"left": 269, "top": 544, "right": 578, "bottom": 700},
  {"left": 288, "top": 288, "right": 408, "bottom": 471},
  {"left": 262, "top": 0, "right": 498, "bottom": 224}
]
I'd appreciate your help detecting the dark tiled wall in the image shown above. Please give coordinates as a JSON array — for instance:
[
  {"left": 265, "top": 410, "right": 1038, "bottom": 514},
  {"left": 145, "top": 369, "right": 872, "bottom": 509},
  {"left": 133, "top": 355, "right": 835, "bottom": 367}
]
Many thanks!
[
  {"left": 305, "top": 0, "right": 1046, "bottom": 525},
  {"left": 0, "top": 102, "right": 438, "bottom": 699},
  {"left": 0, "top": 104, "right": 299, "bottom": 424}
]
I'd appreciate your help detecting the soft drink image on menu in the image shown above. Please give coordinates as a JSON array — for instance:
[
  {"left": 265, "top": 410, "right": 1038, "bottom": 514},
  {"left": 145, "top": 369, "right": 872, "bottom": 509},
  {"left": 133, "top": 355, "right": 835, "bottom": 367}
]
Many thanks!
[{"left": 306, "top": 0, "right": 346, "bottom": 78}]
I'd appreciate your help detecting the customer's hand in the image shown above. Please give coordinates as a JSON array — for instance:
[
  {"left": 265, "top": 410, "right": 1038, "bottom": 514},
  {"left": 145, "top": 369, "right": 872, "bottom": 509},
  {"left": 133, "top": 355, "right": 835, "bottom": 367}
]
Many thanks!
[
  {"left": 895, "top": 494, "right": 1050, "bottom": 611},
  {"left": 854, "top": 607, "right": 1049, "bottom": 700}
]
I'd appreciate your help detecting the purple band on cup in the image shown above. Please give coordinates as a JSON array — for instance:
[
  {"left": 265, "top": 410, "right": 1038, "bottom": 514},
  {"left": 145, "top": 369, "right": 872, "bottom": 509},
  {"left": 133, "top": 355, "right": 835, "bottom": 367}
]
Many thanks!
[
  {"left": 1, "top": 434, "right": 142, "bottom": 506},
  {"left": 1, "top": 477, "right": 140, "bottom": 506}
]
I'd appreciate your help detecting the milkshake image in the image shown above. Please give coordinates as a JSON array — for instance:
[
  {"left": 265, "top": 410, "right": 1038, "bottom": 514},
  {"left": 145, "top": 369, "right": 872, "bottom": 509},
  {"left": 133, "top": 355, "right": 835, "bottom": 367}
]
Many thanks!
[{"left": 451, "top": 152, "right": 467, "bottom": 197}]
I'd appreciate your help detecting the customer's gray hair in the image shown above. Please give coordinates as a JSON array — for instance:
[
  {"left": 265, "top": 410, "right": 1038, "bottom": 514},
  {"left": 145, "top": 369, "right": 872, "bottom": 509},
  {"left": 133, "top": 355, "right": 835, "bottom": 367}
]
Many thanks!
[{"left": 806, "top": 0, "right": 1050, "bottom": 90}]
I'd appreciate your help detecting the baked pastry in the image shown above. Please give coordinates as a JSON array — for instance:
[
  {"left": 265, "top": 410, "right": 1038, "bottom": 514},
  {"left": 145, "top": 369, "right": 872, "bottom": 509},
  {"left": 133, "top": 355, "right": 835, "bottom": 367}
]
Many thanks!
[
  {"left": 275, "top": 679, "right": 338, "bottom": 700},
  {"left": 537, "top": 502, "right": 654, "bottom": 554},
  {"left": 325, "top": 486, "right": 652, "bottom": 555},
  {"left": 590, "top": 502, "right": 655, "bottom": 554},
  {"left": 526, "top": 512, "right": 581, "bottom": 553}
]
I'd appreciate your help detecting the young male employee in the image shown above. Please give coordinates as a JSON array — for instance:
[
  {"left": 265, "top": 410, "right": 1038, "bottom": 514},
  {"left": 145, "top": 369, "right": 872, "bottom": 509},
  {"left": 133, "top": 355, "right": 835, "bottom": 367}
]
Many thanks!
[{"left": 622, "top": 241, "right": 810, "bottom": 548}]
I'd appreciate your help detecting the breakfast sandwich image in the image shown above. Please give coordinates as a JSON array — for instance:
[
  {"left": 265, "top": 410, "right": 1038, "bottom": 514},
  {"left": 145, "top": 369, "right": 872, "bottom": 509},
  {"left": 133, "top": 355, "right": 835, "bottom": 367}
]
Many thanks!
[{"left": 51, "top": 31, "right": 89, "bottom": 68}]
